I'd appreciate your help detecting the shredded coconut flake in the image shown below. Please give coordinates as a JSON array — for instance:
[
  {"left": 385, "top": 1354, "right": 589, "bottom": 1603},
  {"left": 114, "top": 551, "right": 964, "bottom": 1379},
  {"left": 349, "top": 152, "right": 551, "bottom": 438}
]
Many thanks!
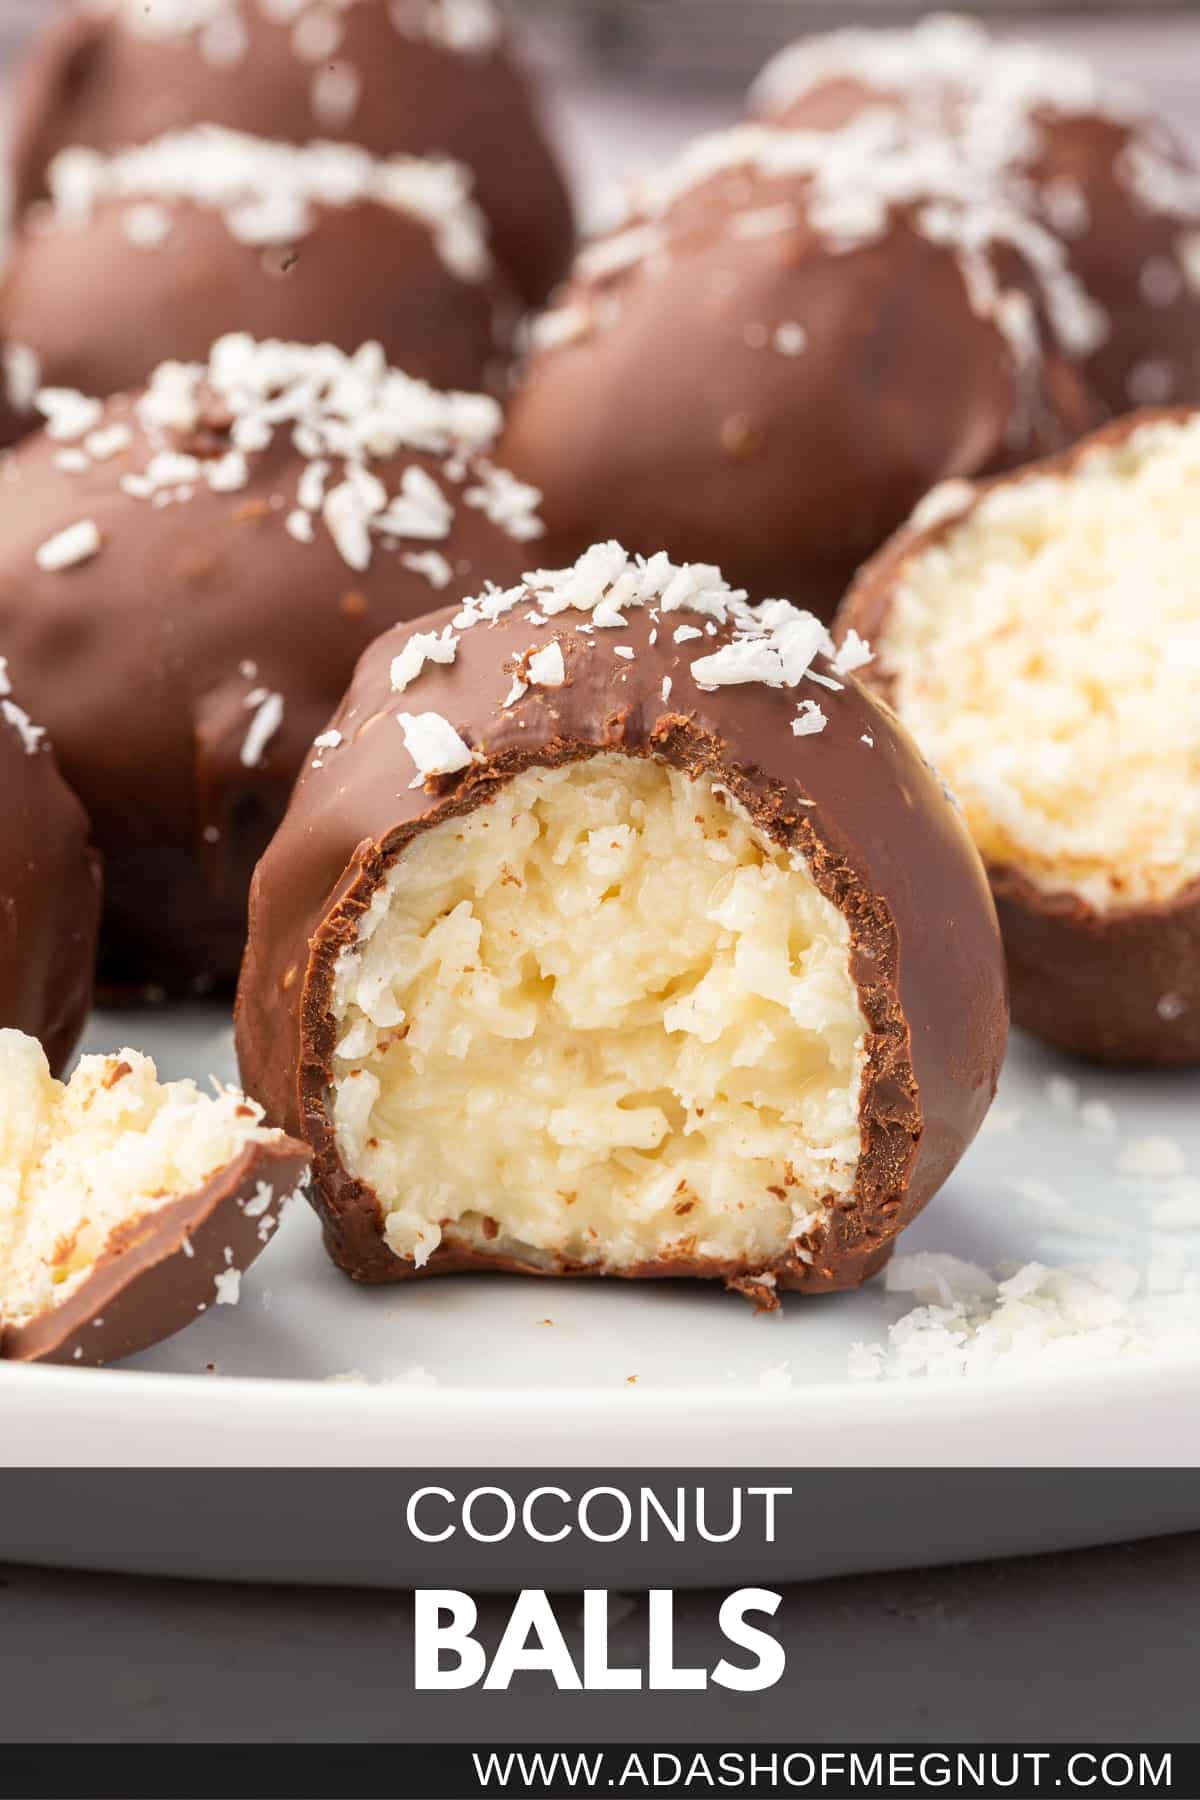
[
  {"left": 35, "top": 519, "right": 102, "bottom": 572},
  {"left": 851, "top": 1251, "right": 1197, "bottom": 1380},
  {"left": 397, "top": 710, "right": 475, "bottom": 781},
  {"left": 47, "top": 128, "right": 491, "bottom": 280},
  {"left": 36, "top": 388, "right": 104, "bottom": 442},
  {"left": 390, "top": 626, "right": 459, "bottom": 693},
  {"left": 214, "top": 1267, "right": 242, "bottom": 1306},
  {"left": 241, "top": 690, "right": 285, "bottom": 768},
  {"left": 527, "top": 642, "right": 566, "bottom": 688},
  {"left": 791, "top": 700, "right": 827, "bottom": 737},
  {"left": 64, "top": 334, "right": 535, "bottom": 576}
]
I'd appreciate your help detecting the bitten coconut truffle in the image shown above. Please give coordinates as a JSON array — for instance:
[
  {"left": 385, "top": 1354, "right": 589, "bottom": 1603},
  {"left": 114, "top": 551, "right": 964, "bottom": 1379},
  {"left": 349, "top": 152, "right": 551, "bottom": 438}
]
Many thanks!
[
  {"left": 0, "top": 662, "right": 101, "bottom": 1074},
  {"left": 751, "top": 12, "right": 1200, "bottom": 418},
  {"left": 499, "top": 112, "right": 1095, "bottom": 621},
  {"left": 839, "top": 409, "right": 1200, "bottom": 1067},
  {"left": 0, "top": 128, "right": 511, "bottom": 433},
  {"left": 0, "top": 1031, "right": 308, "bottom": 1366},
  {"left": 237, "top": 543, "right": 1008, "bottom": 1304},
  {"left": 10, "top": 0, "right": 572, "bottom": 308},
  {"left": 0, "top": 336, "right": 543, "bottom": 993}
]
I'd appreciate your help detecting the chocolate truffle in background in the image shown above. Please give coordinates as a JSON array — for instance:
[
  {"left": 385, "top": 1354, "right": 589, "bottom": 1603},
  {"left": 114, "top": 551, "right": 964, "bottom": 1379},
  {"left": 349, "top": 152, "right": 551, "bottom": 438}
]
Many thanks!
[
  {"left": 0, "top": 334, "right": 543, "bottom": 995},
  {"left": 10, "top": 0, "right": 573, "bottom": 309},
  {"left": 838, "top": 408, "right": 1200, "bottom": 1068},
  {"left": 499, "top": 115, "right": 1094, "bottom": 623},
  {"left": 751, "top": 13, "right": 1200, "bottom": 419},
  {"left": 237, "top": 542, "right": 1008, "bottom": 1303},
  {"left": 0, "top": 128, "right": 513, "bottom": 436},
  {"left": 0, "top": 663, "right": 100, "bottom": 1074},
  {"left": 0, "top": 1031, "right": 308, "bottom": 1367}
]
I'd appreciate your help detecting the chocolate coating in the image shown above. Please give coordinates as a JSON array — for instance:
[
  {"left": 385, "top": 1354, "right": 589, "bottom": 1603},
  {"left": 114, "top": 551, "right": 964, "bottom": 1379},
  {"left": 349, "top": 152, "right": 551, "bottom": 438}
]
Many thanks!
[
  {"left": 10, "top": 0, "right": 573, "bottom": 308},
  {"left": 237, "top": 571, "right": 1009, "bottom": 1297},
  {"left": 499, "top": 142, "right": 1091, "bottom": 622},
  {"left": 839, "top": 408, "right": 1200, "bottom": 1068},
  {"left": 751, "top": 19, "right": 1200, "bottom": 418},
  {"left": 1, "top": 1134, "right": 309, "bottom": 1366},
  {"left": 0, "top": 696, "right": 100, "bottom": 1074},
  {"left": 0, "top": 347, "right": 540, "bottom": 992},
  {"left": 0, "top": 183, "right": 515, "bottom": 421}
]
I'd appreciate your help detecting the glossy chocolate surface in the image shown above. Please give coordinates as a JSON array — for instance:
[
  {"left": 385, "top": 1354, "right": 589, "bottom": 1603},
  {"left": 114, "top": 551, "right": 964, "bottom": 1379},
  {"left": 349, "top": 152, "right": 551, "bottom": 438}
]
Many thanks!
[{"left": 238, "top": 577, "right": 1008, "bottom": 1295}]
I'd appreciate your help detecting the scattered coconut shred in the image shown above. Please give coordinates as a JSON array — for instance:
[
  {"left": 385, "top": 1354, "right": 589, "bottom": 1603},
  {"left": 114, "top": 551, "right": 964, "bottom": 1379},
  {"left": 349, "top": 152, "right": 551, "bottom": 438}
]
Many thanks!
[
  {"left": 25, "top": 334, "right": 542, "bottom": 590},
  {"left": 47, "top": 127, "right": 491, "bottom": 281},
  {"left": 535, "top": 106, "right": 1110, "bottom": 416},
  {"left": 107, "top": 0, "right": 503, "bottom": 61},
  {"left": 101, "top": 1, "right": 502, "bottom": 129},
  {"left": 850, "top": 1255, "right": 1163, "bottom": 1381},
  {"left": 0, "top": 1032, "right": 305, "bottom": 1340},
  {"left": 384, "top": 539, "right": 875, "bottom": 789},
  {"left": 851, "top": 1074, "right": 1200, "bottom": 1379}
]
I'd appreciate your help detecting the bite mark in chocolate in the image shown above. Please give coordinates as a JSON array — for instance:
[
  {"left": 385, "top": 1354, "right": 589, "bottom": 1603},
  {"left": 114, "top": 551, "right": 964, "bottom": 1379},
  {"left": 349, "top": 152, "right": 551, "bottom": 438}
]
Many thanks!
[{"left": 237, "top": 543, "right": 1008, "bottom": 1301}]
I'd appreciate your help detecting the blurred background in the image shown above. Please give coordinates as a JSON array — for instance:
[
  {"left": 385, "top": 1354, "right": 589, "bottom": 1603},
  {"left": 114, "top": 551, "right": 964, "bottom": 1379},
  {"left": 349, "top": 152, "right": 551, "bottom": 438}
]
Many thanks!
[{"left": 2, "top": 4, "right": 1197, "bottom": 228}]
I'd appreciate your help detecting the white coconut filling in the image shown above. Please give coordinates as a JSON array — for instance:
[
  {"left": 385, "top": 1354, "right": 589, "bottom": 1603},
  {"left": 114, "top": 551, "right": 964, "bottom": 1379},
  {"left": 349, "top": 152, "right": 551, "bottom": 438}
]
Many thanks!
[
  {"left": 329, "top": 757, "right": 867, "bottom": 1274},
  {"left": 880, "top": 417, "right": 1200, "bottom": 912},
  {"left": 0, "top": 1031, "right": 283, "bottom": 1329}
]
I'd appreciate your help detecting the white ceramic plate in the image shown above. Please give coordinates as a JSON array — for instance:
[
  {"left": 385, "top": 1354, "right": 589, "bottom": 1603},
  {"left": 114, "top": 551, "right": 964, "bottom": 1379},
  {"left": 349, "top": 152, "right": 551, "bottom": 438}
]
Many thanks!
[{"left": 2, "top": 1002, "right": 1199, "bottom": 1492}]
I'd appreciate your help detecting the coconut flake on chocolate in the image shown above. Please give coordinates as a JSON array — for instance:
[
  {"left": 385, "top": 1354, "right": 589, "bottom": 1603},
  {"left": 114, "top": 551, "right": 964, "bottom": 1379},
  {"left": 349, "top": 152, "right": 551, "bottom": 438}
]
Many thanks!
[
  {"left": 47, "top": 128, "right": 491, "bottom": 279},
  {"left": 34, "top": 519, "right": 102, "bottom": 572},
  {"left": 102, "top": 334, "right": 509, "bottom": 572},
  {"left": 389, "top": 0, "right": 502, "bottom": 56},
  {"left": 0, "top": 334, "right": 541, "bottom": 991},
  {"left": 499, "top": 101, "right": 1100, "bottom": 622},
  {"left": 600, "top": 112, "right": 1105, "bottom": 369},
  {"left": 104, "top": 0, "right": 501, "bottom": 59},
  {"left": 237, "top": 542, "right": 1008, "bottom": 1302},
  {"left": 0, "top": 1030, "right": 308, "bottom": 1366},
  {"left": 396, "top": 709, "right": 475, "bottom": 782},
  {"left": 14, "top": 1, "right": 571, "bottom": 317},
  {"left": 749, "top": 12, "right": 1200, "bottom": 418},
  {"left": 751, "top": 13, "right": 1141, "bottom": 138}
]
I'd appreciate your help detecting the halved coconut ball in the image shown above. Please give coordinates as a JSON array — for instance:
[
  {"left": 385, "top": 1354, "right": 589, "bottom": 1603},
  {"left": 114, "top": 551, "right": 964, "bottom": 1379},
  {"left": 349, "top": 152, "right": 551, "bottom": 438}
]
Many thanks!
[
  {"left": 840, "top": 408, "right": 1200, "bottom": 1065},
  {"left": 237, "top": 544, "right": 1008, "bottom": 1303},
  {"left": 0, "top": 1032, "right": 308, "bottom": 1365}
]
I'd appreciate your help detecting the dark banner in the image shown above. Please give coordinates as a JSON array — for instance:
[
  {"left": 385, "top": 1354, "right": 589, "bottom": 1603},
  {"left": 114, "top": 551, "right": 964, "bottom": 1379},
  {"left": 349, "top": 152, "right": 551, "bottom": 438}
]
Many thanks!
[{"left": 0, "top": 1743, "right": 1192, "bottom": 1800}]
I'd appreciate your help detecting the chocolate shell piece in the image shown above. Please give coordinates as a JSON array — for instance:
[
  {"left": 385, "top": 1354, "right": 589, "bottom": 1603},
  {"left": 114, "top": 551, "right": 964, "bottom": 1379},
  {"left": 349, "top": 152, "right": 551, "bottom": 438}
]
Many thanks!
[
  {"left": 237, "top": 543, "right": 1008, "bottom": 1304},
  {"left": 838, "top": 408, "right": 1200, "bottom": 1067},
  {"left": 0, "top": 663, "right": 100, "bottom": 1074},
  {"left": 0, "top": 129, "right": 516, "bottom": 429},
  {"left": 0, "top": 1033, "right": 309, "bottom": 1368},
  {"left": 751, "top": 13, "right": 1200, "bottom": 420},
  {"left": 0, "top": 336, "right": 543, "bottom": 994},
  {"left": 498, "top": 111, "right": 1093, "bottom": 622},
  {"left": 10, "top": 0, "right": 573, "bottom": 309}
]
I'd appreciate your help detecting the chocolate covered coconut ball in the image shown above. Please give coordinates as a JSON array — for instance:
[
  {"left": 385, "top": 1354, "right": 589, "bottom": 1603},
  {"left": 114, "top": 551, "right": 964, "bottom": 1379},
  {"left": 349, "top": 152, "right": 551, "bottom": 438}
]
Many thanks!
[
  {"left": 0, "top": 664, "right": 100, "bottom": 1073},
  {"left": 237, "top": 543, "right": 1008, "bottom": 1303},
  {"left": 839, "top": 409, "right": 1200, "bottom": 1067},
  {"left": 0, "top": 335, "right": 543, "bottom": 993},
  {"left": 751, "top": 13, "right": 1200, "bottom": 418},
  {"left": 0, "top": 1031, "right": 308, "bottom": 1366},
  {"left": 499, "top": 114, "right": 1095, "bottom": 621},
  {"left": 11, "top": 0, "right": 572, "bottom": 308},
  {"left": 0, "top": 128, "right": 511, "bottom": 433}
]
